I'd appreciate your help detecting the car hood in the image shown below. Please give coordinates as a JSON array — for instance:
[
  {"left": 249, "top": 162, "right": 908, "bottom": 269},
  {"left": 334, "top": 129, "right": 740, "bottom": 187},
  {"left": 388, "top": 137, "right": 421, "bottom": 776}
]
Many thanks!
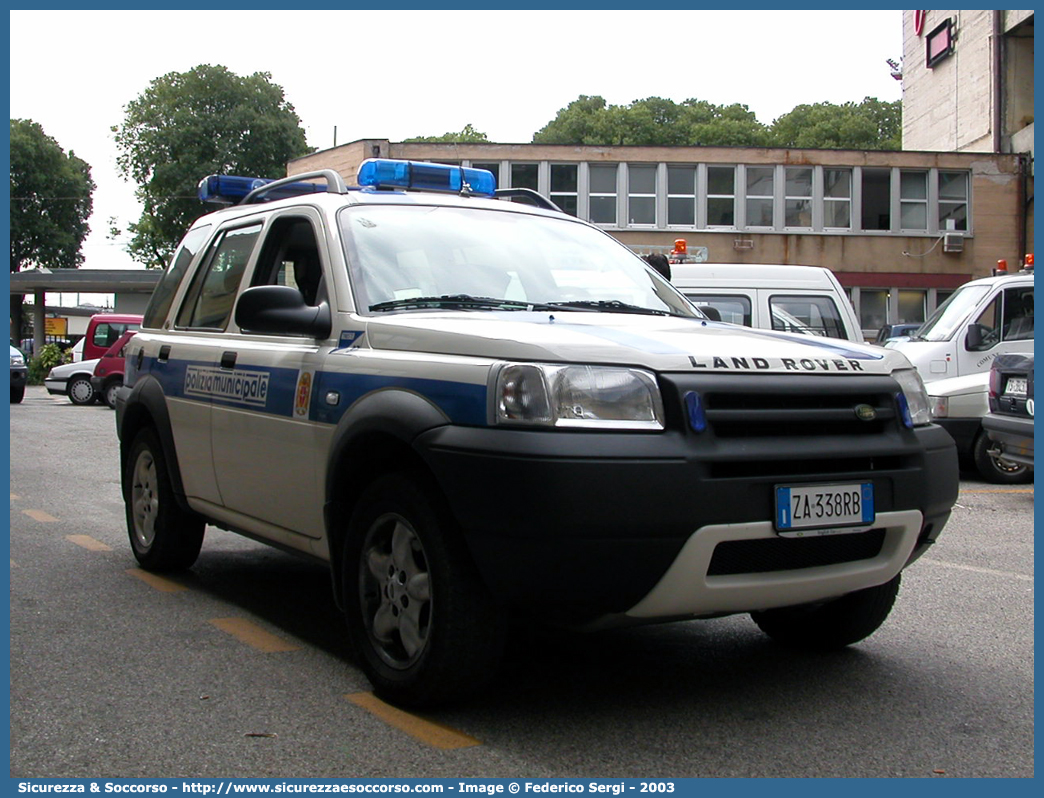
[
  {"left": 357, "top": 312, "right": 909, "bottom": 376},
  {"left": 926, "top": 372, "right": 989, "bottom": 399},
  {"left": 47, "top": 358, "right": 101, "bottom": 378}
]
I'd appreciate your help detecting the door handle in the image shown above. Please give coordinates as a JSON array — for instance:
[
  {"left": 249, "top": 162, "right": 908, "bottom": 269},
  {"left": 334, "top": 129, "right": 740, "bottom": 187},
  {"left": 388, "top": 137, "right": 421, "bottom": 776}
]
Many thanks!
[
  {"left": 220, "top": 351, "right": 237, "bottom": 369},
  {"left": 158, "top": 345, "right": 171, "bottom": 363}
]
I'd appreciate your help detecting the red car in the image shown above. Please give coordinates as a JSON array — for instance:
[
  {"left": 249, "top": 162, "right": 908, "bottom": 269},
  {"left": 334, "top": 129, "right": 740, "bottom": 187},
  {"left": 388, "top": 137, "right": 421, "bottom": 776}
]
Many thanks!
[{"left": 91, "top": 330, "right": 136, "bottom": 409}]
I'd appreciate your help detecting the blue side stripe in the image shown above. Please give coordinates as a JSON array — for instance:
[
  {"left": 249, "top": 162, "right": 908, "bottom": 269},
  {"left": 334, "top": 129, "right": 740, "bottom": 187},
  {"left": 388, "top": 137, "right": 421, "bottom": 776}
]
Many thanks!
[{"left": 141, "top": 357, "right": 487, "bottom": 426}]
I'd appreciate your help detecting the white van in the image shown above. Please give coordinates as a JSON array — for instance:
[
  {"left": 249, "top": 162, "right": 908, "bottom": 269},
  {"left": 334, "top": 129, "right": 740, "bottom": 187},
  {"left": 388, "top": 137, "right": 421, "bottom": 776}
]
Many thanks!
[
  {"left": 887, "top": 268, "right": 1034, "bottom": 384},
  {"left": 670, "top": 263, "right": 864, "bottom": 343}
]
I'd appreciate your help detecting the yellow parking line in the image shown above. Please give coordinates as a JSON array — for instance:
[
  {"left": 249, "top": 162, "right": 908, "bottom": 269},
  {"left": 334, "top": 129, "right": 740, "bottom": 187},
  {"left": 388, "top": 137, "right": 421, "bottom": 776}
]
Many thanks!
[
  {"left": 67, "top": 535, "right": 113, "bottom": 552},
  {"left": 961, "top": 488, "right": 1034, "bottom": 494},
  {"left": 126, "top": 568, "right": 187, "bottom": 593},
  {"left": 23, "top": 509, "right": 58, "bottom": 523},
  {"left": 209, "top": 618, "right": 301, "bottom": 653},
  {"left": 346, "top": 692, "right": 482, "bottom": 750}
]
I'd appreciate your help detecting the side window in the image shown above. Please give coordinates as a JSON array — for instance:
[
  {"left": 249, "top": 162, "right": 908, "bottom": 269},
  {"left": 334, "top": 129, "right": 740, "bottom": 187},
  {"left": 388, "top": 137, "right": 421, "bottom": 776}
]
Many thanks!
[
  {"left": 92, "top": 323, "right": 114, "bottom": 348},
  {"left": 769, "top": 296, "right": 846, "bottom": 339},
  {"left": 968, "top": 293, "right": 1002, "bottom": 351},
  {"left": 251, "top": 217, "right": 324, "bottom": 307},
  {"left": 143, "top": 225, "right": 213, "bottom": 329},
  {"left": 176, "top": 223, "right": 262, "bottom": 330},
  {"left": 684, "top": 294, "right": 751, "bottom": 327},
  {"left": 1002, "top": 286, "right": 1034, "bottom": 341}
]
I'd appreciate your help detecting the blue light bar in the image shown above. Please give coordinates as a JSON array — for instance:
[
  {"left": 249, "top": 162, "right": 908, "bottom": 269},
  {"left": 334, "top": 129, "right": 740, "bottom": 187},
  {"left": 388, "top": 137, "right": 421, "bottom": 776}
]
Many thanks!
[
  {"left": 357, "top": 159, "right": 497, "bottom": 197},
  {"left": 684, "top": 391, "right": 707, "bottom": 433},
  {"left": 198, "top": 175, "right": 326, "bottom": 205}
]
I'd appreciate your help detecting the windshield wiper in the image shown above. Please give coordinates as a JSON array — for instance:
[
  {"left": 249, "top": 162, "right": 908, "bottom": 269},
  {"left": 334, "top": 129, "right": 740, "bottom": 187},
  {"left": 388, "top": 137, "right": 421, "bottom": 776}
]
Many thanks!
[
  {"left": 370, "top": 294, "right": 553, "bottom": 313},
  {"left": 545, "top": 299, "right": 671, "bottom": 316}
]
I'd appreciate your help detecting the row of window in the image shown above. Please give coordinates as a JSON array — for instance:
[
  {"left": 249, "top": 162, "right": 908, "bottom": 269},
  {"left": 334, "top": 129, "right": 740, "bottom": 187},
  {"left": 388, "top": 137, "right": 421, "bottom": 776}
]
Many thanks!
[{"left": 456, "top": 160, "right": 970, "bottom": 236}]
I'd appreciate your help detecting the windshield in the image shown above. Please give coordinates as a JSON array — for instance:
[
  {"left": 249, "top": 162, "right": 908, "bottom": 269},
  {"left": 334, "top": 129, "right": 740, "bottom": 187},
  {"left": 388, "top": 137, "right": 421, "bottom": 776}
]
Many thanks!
[
  {"left": 338, "top": 205, "right": 697, "bottom": 317},
  {"left": 916, "top": 283, "right": 991, "bottom": 341}
]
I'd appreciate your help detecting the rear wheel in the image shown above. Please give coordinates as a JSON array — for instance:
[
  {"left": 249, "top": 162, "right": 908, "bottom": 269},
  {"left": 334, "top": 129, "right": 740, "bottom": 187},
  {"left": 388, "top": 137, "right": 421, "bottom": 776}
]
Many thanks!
[
  {"left": 751, "top": 573, "right": 901, "bottom": 649},
  {"left": 972, "top": 429, "right": 1030, "bottom": 484},
  {"left": 67, "top": 375, "right": 95, "bottom": 405},
  {"left": 342, "top": 472, "right": 506, "bottom": 708},
  {"left": 125, "top": 428, "right": 204, "bottom": 571}
]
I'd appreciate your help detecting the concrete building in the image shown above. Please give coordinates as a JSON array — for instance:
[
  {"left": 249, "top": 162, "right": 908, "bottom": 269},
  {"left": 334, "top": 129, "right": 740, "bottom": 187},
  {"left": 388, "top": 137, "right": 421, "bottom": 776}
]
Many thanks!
[
  {"left": 289, "top": 137, "right": 1028, "bottom": 338},
  {"left": 902, "top": 10, "right": 1034, "bottom": 158}
]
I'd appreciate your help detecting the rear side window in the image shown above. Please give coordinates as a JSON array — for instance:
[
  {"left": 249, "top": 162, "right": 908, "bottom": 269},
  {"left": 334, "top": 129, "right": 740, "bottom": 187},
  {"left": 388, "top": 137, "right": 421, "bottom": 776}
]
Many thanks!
[
  {"left": 769, "top": 295, "right": 846, "bottom": 339},
  {"left": 176, "top": 223, "right": 262, "bottom": 330},
  {"left": 684, "top": 293, "right": 752, "bottom": 327},
  {"left": 143, "top": 225, "right": 212, "bottom": 329}
]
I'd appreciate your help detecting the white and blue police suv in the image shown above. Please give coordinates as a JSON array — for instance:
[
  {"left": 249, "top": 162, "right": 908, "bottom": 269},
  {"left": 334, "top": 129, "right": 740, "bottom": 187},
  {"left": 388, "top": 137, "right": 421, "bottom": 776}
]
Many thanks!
[{"left": 116, "top": 160, "right": 958, "bottom": 708}]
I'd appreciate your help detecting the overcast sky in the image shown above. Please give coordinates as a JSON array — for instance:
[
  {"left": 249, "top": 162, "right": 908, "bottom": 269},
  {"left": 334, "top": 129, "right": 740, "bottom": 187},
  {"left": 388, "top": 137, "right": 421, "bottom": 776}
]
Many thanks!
[{"left": 9, "top": 8, "right": 904, "bottom": 276}]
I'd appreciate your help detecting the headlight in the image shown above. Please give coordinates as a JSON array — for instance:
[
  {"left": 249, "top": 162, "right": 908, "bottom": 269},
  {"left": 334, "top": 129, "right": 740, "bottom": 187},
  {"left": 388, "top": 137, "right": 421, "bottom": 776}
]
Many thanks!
[
  {"left": 893, "top": 369, "right": 931, "bottom": 427},
  {"left": 494, "top": 363, "right": 664, "bottom": 430},
  {"left": 10, "top": 353, "right": 24, "bottom": 367}
]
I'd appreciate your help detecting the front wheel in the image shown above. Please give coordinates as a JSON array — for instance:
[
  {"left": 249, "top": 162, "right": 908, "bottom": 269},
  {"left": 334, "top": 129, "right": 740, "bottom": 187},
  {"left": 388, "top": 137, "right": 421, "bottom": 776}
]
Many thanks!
[
  {"left": 751, "top": 573, "right": 901, "bottom": 650},
  {"left": 125, "top": 428, "right": 204, "bottom": 571},
  {"left": 67, "top": 375, "right": 95, "bottom": 405},
  {"left": 342, "top": 472, "right": 506, "bottom": 708},
  {"left": 102, "top": 378, "right": 122, "bottom": 409}
]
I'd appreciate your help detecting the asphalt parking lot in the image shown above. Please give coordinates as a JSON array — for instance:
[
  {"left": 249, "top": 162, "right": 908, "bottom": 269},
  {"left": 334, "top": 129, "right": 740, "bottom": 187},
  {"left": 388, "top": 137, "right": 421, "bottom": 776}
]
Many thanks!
[{"left": 8, "top": 386, "right": 1035, "bottom": 778}]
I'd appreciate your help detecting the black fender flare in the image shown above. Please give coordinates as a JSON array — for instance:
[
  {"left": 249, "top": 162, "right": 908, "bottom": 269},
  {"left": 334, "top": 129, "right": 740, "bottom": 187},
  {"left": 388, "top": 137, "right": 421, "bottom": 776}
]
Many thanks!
[
  {"left": 118, "top": 374, "right": 194, "bottom": 511},
  {"left": 322, "top": 388, "right": 452, "bottom": 606}
]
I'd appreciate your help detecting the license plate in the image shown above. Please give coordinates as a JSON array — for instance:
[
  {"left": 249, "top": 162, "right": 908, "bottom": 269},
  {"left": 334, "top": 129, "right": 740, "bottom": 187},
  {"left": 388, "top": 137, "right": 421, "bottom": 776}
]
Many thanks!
[
  {"left": 1004, "top": 377, "right": 1028, "bottom": 397},
  {"left": 775, "top": 482, "right": 874, "bottom": 536}
]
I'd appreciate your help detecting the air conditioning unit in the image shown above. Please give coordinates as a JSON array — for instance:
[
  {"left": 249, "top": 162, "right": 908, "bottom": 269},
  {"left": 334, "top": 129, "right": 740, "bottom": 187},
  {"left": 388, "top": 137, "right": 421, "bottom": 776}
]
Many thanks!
[{"left": 943, "top": 233, "right": 964, "bottom": 253}]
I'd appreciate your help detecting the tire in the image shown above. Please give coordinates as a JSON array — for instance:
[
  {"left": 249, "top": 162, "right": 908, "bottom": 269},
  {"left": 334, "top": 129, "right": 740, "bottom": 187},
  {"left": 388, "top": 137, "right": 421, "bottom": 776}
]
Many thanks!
[
  {"left": 972, "top": 429, "right": 1030, "bottom": 484},
  {"left": 125, "top": 427, "right": 205, "bottom": 571},
  {"left": 67, "top": 375, "right": 95, "bottom": 405},
  {"left": 751, "top": 573, "right": 901, "bottom": 650},
  {"left": 342, "top": 472, "right": 506, "bottom": 708},
  {"left": 103, "top": 378, "right": 122, "bottom": 409},
  {"left": 11, "top": 385, "right": 24, "bottom": 403}
]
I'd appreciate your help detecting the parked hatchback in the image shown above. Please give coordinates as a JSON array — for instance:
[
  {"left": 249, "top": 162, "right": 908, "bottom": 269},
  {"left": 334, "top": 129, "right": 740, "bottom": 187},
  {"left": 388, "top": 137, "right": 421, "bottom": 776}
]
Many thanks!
[{"left": 91, "top": 331, "right": 136, "bottom": 409}]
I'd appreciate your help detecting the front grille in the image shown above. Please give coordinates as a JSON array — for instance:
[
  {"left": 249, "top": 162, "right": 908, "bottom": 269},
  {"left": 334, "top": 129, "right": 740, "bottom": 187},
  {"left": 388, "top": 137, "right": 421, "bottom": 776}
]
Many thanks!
[
  {"left": 704, "top": 387, "right": 897, "bottom": 438},
  {"left": 707, "top": 528, "right": 886, "bottom": 576}
]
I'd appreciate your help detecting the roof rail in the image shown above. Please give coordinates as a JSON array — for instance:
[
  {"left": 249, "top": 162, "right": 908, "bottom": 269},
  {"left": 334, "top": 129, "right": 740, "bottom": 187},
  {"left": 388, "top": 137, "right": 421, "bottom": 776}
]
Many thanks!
[
  {"left": 240, "top": 170, "right": 349, "bottom": 205},
  {"left": 493, "top": 188, "right": 563, "bottom": 213}
]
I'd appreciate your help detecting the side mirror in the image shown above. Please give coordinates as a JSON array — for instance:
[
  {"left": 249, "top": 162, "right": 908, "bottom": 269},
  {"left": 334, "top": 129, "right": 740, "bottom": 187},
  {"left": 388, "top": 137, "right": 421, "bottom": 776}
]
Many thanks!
[
  {"left": 964, "top": 323, "right": 996, "bottom": 352},
  {"left": 699, "top": 306, "right": 722, "bottom": 322},
  {"left": 235, "top": 285, "right": 331, "bottom": 339}
]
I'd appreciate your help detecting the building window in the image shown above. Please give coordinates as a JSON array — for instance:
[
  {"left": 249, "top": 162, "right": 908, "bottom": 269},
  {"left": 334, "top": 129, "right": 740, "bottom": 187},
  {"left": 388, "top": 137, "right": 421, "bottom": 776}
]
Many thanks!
[
  {"left": 938, "top": 171, "right": 969, "bottom": 231},
  {"left": 628, "top": 164, "right": 657, "bottom": 225},
  {"left": 745, "top": 166, "right": 774, "bottom": 228},
  {"left": 861, "top": 168, "right": 891, "bottom": 231},
  {"left": 898, "top": 289, "right": 927, "bottom": 324},
  {"left": 667, "top": 166, "right": 696, "bottom": 226},
  {"left": 926, "top": 18, "right": 955, "bottom": 68},
  {"left": 706, "top": 166, "right": 736, "bottom": 227},
  {"left": 900, "top": 170, "right": 928, "bottom": 231},
  {"left": 510, "top": 163, "right": 538, "bottom": 191},
  {"left": 550, "top": 164, "right": 578, "bottom": 217},
  {"left": 784, "top": 167, "right": 813, "bottom": 229},
  {"left": 589, "top": 164, "right": 618, "bottom": 225},
  {"left": 823, "top": 169, "right": 851, "bottom": 229},
  {"left": 858, "top": 289, "right": 889, "bottom": 332}
]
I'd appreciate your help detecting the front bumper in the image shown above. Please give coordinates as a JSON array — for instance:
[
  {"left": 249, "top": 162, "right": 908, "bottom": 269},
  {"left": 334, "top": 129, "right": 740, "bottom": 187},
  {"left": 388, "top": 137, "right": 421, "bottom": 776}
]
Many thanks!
[{"left": 419, "top": 422, "right": 958, "bottom": 624}]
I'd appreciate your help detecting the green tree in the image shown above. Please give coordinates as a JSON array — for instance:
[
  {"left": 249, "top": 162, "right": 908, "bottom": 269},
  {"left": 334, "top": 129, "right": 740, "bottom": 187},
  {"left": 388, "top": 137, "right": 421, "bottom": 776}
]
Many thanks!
[
  {"left": 9, "top": 118, "right": 95, "bottom": 273},
  {"left": 404, "top": 123, "right": 490, "bottom": 143},
  {"left": 532, "top": 95, "right": 768, "bottom": 146},
  {"left": 768, "top": 97, "right": 902, "bottom": 150},
  {"left": 113, "top": 64, "right": 311, "bottom": 268}
]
